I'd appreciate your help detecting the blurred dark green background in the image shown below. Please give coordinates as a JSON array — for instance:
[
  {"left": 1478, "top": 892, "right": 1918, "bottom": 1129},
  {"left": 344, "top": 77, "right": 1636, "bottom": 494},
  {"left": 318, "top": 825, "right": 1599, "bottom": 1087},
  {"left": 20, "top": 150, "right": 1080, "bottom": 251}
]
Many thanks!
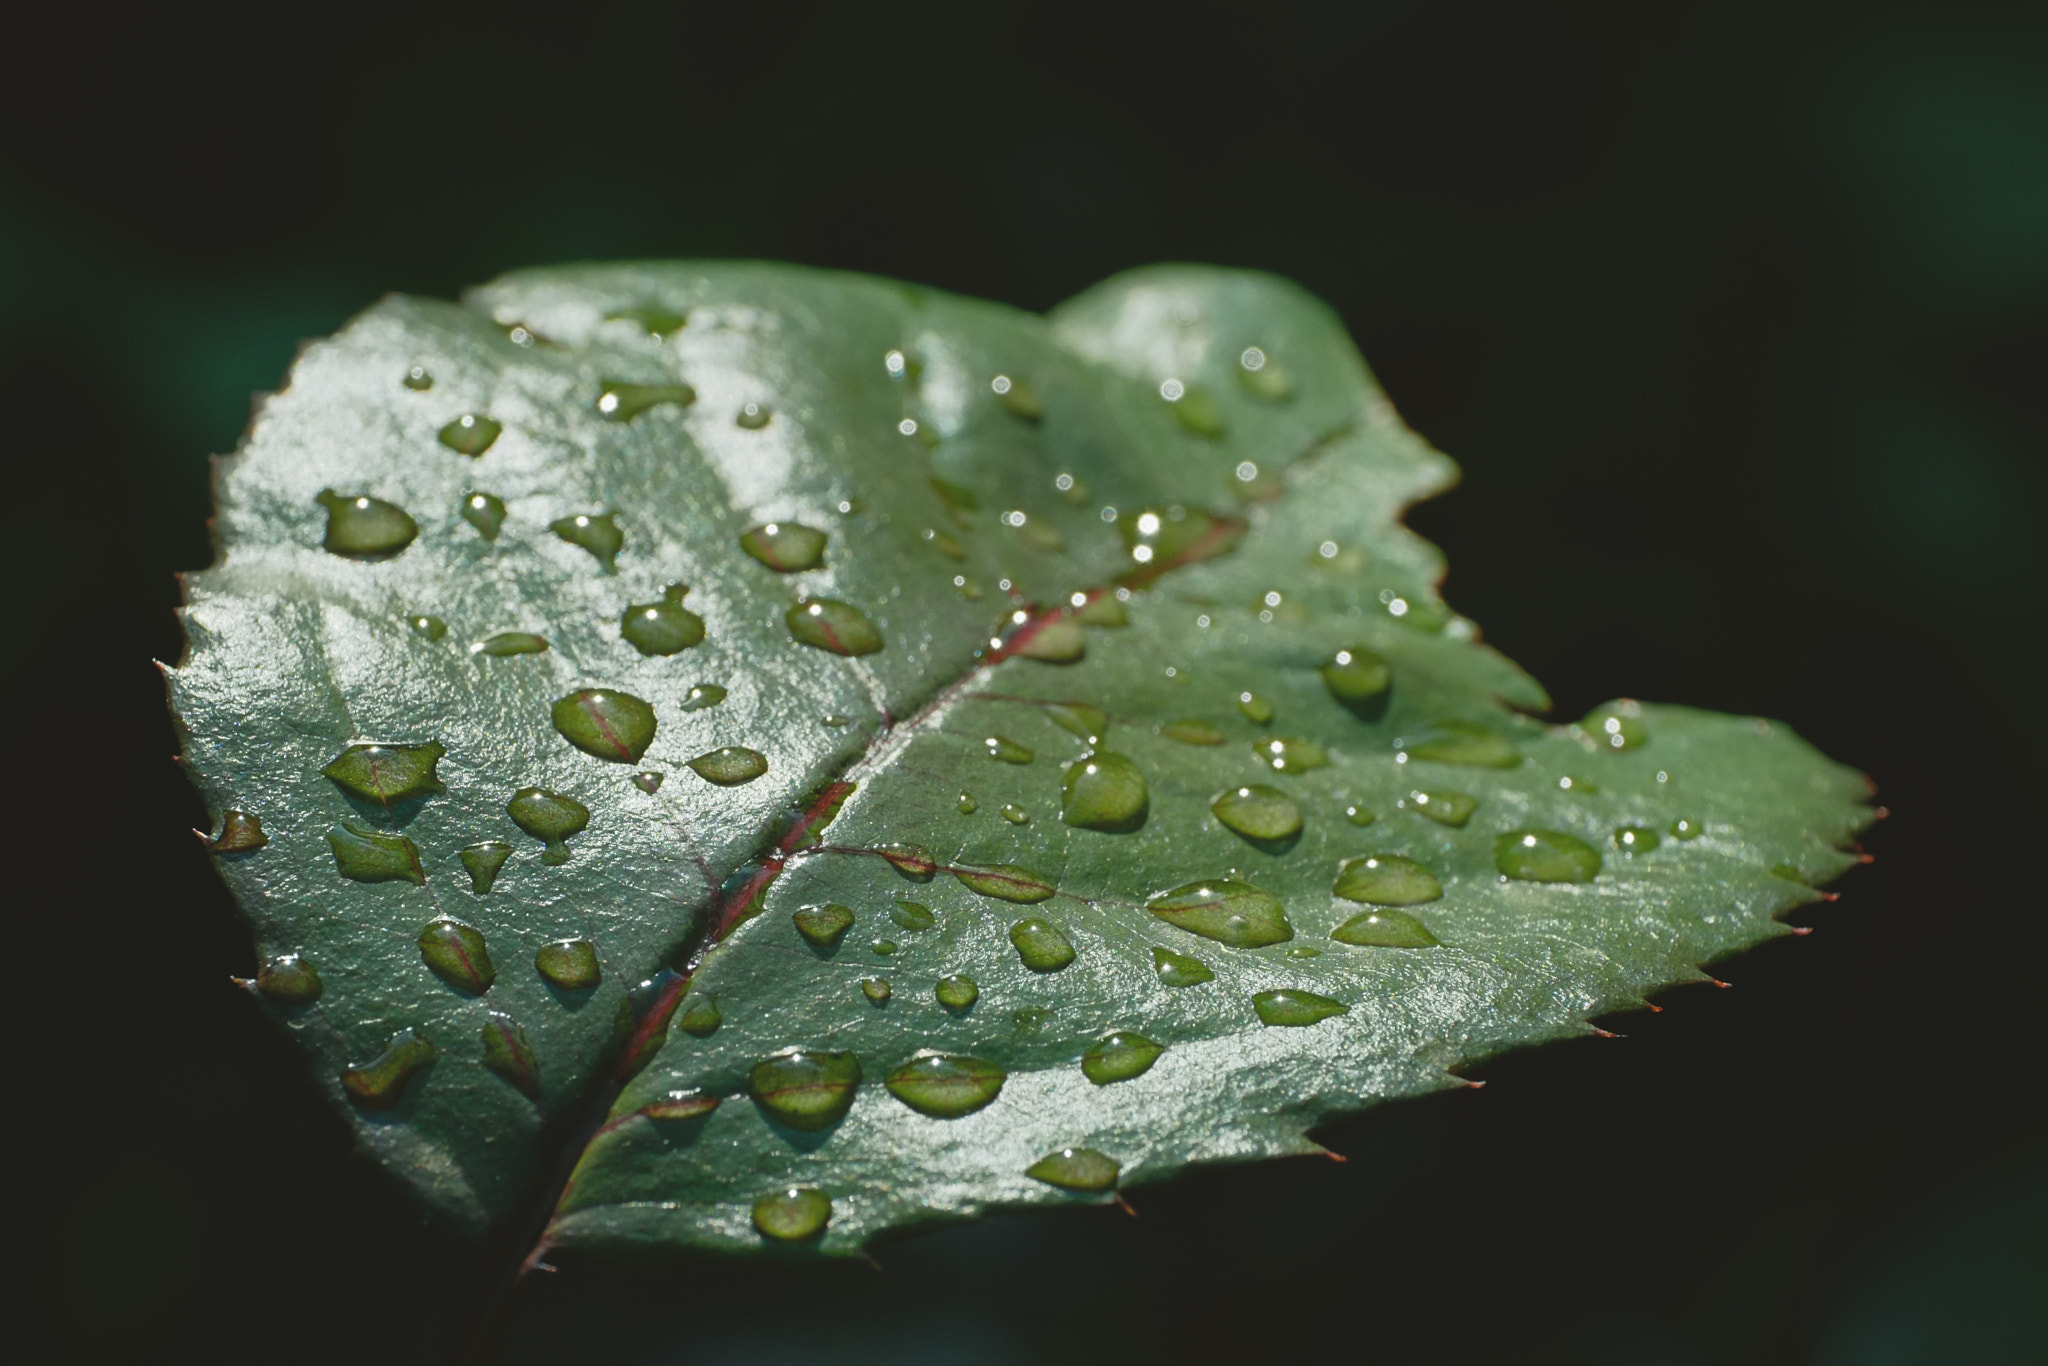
[{"left": 5, "top": 3, "right": 2043, "bottom": 1363}]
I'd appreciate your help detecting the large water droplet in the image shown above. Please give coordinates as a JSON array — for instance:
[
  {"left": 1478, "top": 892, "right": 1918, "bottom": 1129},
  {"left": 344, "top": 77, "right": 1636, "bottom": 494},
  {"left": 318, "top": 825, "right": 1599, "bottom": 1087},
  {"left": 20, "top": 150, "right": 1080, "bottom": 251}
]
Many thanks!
[
  {"left": 317, "top": 490, "right": 417, "bottom": 558},
  {"left": 620, "top": 585, "right": 705, "bottom": 656},
  {"left": 438, "top": 414, "right": 501, "bottom": 456},
  {"left": 1332, "top": 909, "right": 1439, "bottom": 948},
  {"left": 551, "top": 688, "right": 657, "bottom": 763},
  {"left": 461, "top": 491, "right": 507, "bottom": 540},
  {"left": 991, "top": 373, "right": 1043, "bottom": 420},
  {"left": 1211, "top": 785, "right": 1303, "bottom": 845},
  {"left": 1117, "top": 504, "right": 1240, "bottom": 572},
  {"left": 885, "top": 1051, "right": 1007, "bottom": 1117},
  {"left": 323, "top": 741, "right": 447, "bottom": 805},
  {"left": 1008, "top": 917, "right": 1077, "bottom": 970},
  {"left": 1014, "top": 616, "right": 1086, "bottom": 662},
  {"left": 749, "top": 1048, "right": 861, "bottom": 1131},
  {"left": 1253, "top": 989, "right": 1349, "bottom": 1026},
  {"left": 956, "top": 864, "right": 1057, "bottom": 904},
  {"left": 1160, "top": 380, "right": 1226, "bottom": 437},
  {"left": 1614, "top": 825, "right": 1660, "bottom": 854},
  {"left": 1320, "top": 646, "right": 1391, "bottom": 716},
  {"left": 326, "top": 822, "right": 423, "bottom": 884},
  {"left": 752, "top": 1187, "right": 831, "bottom": 1242},
  {"left": 254, "top": 954, "right": 321, "bottom": 1005},
  {"left": 1235, "top": 691, "right": 1275, "bottom": 724},
  {"left": 1147, "top": 880, "right": 1293, "bottom": 947},
  {"left": 740, "top": 521, "right": 828, "bottom": 572},
  {"left": 735, "top": 402, "right": 772, "bottom": 430},
  {"left": 936, "top": 974, "right": 980, "bottom": 1009},
  {"left": 460, "top": 840, "right": 512, "bottom": 892},
  {"left": 1161, "top": 718, "right": 1226, "bottom": 746},
  {"left": 472, "top": 631, "right": 549, "bottom": 657},
  {"left": 1001, "top": 803, "right": 1031, "bottom": 825},
  {"left": 1669, "top": 817, "right": 1704, "bottom": 840},
  {"left": 1332, "top": 854, "right": 1441, "bottom": 905},
  {"left": 861, "top": 976, "right": 893, "bottom": 1003},
  {"left": 1395, "top": 721, "right": 1521, "bottom": 768},
  {"left": 597, "top": 379, "right": 697, "bottom": 422},
  {"left": 1581, "top": 702, "right": 1648, "bottom": 751},
  {"left": 678, "top": 996, "right": 722, "bottom": 1037},
  {"left": 687, "top": 746, "right": 768, "bottom": 786},
  {"left": 1399, "top": 789, "right": 1478, "bottom": 827},
  {"left": 1151, "top": 945, "right": 1215, "bottom": 987},
  {"left": 879, "top": 844, "right": 939, "bottom": 880},
  {"left": 551, "top": 512, "right": 623, "bottom": 571},
  {"left": 1045, "top": 702, "right": 1109, "bottom": 742},
  {"left": 206, "top": 810, "right": 268, "bottom": 853},
  {"left": 984, "top": 735, "right": 1034, "bottom": 764},
  {"left": 535, "top": 938, "right": 601, "bottom": 989},
  {"left": 787, "top": 599, "right": 883, "bottom": 655},
  {"left": 418, "top": 916, "right": 495, "bottom": 993},
  {"left": 408, "top": 615, "right": 448, "bottom": 641},
  {"left": 1075, "top": 593, "right": 1127, "bottom": 626},
  {"left": 1027, "top": 1147, "right": 1120, "bottom": 1192},
  {"left": 889, "top": 900, "right": 936, "bottom": 931},
  {"left": 1252, "top": 736, "right": 1328, "bottom": 774},
  {"left": 508, "top": 787, "right": 591, "bottom": 864},
  {"left": 682, "top": 683, "right": 728, "bottom": 712},
  {"left": 1495, "top": 830, "right": 1602, "bottom": 882},
  {"left": 958, "top": 792, "right": 979, "bottom": 814},
  {"left": 1082, "top": 1032, "right": 1163, "bottom": 1085},
  {"left": 793, "top": 902, "right": 855, "bottom": 950},
  {"left": 480, "top": 1011, "right": 540, "bottom": 1099},
  {"left": 341, "top": 1029, "right": 438, "bottom": 1107},
  {"left": 1061, "top": 751, "right": 1148, "bottom": 832}
]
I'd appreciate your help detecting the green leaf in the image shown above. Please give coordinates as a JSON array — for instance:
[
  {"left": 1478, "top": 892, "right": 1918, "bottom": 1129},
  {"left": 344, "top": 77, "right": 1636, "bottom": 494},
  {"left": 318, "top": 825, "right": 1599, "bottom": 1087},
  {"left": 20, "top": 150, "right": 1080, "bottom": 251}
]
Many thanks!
[{"left": 169, "top": 262, "right": 1873, "bottom": 1260}]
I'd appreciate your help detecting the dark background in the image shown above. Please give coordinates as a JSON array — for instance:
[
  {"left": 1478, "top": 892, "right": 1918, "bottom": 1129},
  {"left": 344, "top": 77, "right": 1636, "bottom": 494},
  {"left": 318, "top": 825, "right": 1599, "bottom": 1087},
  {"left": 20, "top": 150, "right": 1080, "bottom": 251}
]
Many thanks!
[{"left": 5, "top": 3, "right": 2043, "bottom": 1362}]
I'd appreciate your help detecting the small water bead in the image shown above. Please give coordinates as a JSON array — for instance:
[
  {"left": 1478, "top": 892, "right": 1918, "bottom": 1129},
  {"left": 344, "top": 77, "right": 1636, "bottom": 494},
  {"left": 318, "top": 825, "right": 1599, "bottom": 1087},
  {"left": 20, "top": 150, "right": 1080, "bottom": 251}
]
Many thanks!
[
  {"left": 1332, "top": 855, "right": 1442, "bottom": 906},
  {"left": 619, "top": 585, "right": 705, "bottom": 656},
  {"left": 1014, "top": 616, "right": 1086, "bottom": 662},
  {"left": 681, "top": 683, "right": 727, "bottom": 712},
  {"left": 535, "top": 938, "right": 601, "bottom": 990},
  {"left": 1344, "top": 804, "right": 1377, "bottom": 827},
  {"left": 326, "top": 823, "right": 424, "bottom": 884},
  {"left": 957, "top": 864, "right": 1056, "bottom": 903},
  {"left": 472, "top": 631, "right": 549, "bottom": 657},
  {"left": 1400, "top": 789, "right": 1478, "bottom": 828},
  {"left": 984, "top": 735, "right": 1034, "bottom": 764},
  {"left": 254, "top": 954, "right": 322, "bottom": 1005},
  {"left": 461, "top": 491, "right": 507, "bottom": 540},
  {"left": 1614, "top": 825, "right": 1660, "bottom": 854},
  {"left": 614, "top": 969, "right": 687, "bottom": 1078},
  {"left": 1557, "top": 776, "right": 1599, "bottom": 794},
  {"left": 341, "top": 1029, "right": 438, "bottom": 1107},
  {"left": 889, "top": 901, "right": 936, "bottom": 932},
  {"left": 1074, "top": 593, "right": 1127, "bottom": 627},
  {"left": 1045, "top": 702, "right": 1109, "bottom": 742},
  {"left": 1496, "top": 830, "right": 1603, "bottom": 883},
  {"left": 1028, "top": 1147, "right": 1120, "bottom": 1193},
  {"left": 879, "top": 844, "right": 939, "bottom": 880},
  {"left": 1581, "top": 702, "right": 1648, "bottom": 750},
  {"left": 631, "top": 771, "right": 664, "bottom": 795},
  {"left": 1001, "top": 804, "right": 1031, "bottom": 825},
  {"left": 936, "top": 975, "right": 980, "bottom": 1009},
  {"left": 551, "top": 512, "right": 624, "bottom": 571},
  {"left": 958, "top": 792, "right": 979, "bottom": 814},
  {"left": 991, "top": 373, "right": 1043, "bottom": 420},
  {"left": 1253, "top": 736, "right": 1328, "bottom": 773},
  {"left": 1669, "top": 817, "right": 1704, "bottom": 840},
  {"left": 1119, "top": 503, "right": 1237, "bottom": 569},
  {"left": 922, "top": 526, "right": 967, "bottom": 560},
  {"left": 640, "top": 1091, "right": 720, "bottom": 1121},
  {"left": 1061, "top": 751, "right": 1149, "bottom": 832},
  {"left": 793, "top": 902, "right": 856, "bottom": 950},
  {"left": 929, "top": 476, "right": 979, "bottom": 519},
  {"left": 740, "top": 521, "right": 828, "bottom": 572},
  {"left": 324, "top": 742, "right": 448, "bottom": 805},
  {"left": 417, "top": 917, "right": 495, "bottom": 993},
  {"left": 1161, "top": 719, "right": 1226, "bottom": 746},
  {"left": 749, "top": 1048, "right": 862, "bottom": 1131},
  {"left": 871, "top": 938, "right": 899, "bottom": 956},
  {"left": 787, "top": 599, "right": 883, "bottom": 655},
  {"left": 1395, "top": 721, "right": 1521, "bottom": 768},
  {"left": 1320, "top": 646, "right": 1391, "bottom": 715},
  {"left": 677, "top": 996, "right": 722, "bottom": 1037},
  {"left": 687, "top": 746, "right": 768, "bottom": 786},
  {"left": 1151, "top": 945, "right": 1214, "bottom": 987},
  {"left": 1147, "top": 879, "right": 1293, "bottom": 948},
  {"left": 1009, "top": 918, "right": 1077, "bottom": 971},
  {"left": 317, "top": 490, "right": 417, "bottom": 557},
  {"left": 437, "top": 414, "right": 502, "bottom": 456},
  {"left": 861, "top": 977, "right": 893, "bottom": 1004},
  {"left": 1212, "top": 785, "right": 1303, "bottom": 844},
  {"left": 1236, "top": 346, "right": 1295, "bottom": 402},
  {"left": 551, "top": 688, "right": 657, "bottom": 763},
  {"left": 752, "top": 1187, "right": 832, "bottom": 1242},
  {"left": 735, "top": 402, "right": 772, "bottom": 429},
  {"left": 1235, "top": 691, "right": 1275, "bottom": 724},
  {"left": 206, "top": 810, "right": 269, "bottom": 854},
  {"left": 885, "top": 1051, "right": 1008, "bottom": 1117},
  {"left": 507, "top": 787, "right": 591, "bottom": 864},
  {"left": 607, "top": 305, "right": 688, "bottom": 337},
  {"left": 1082, "top": 1032, "right": 1164, "bottom": 1085},
  {"left": 408, "top": 615, "right": 448, "bottom": 641},
  {"left": 480, "top": 1012, "right": 541, "bottom": 1099},
  {"left": 1254, "top": 990, "right": 1349, "bottom": 1026},
  {"left": 954, "top": 576, "right": 983, "bottom": 600},
  {"left": 1159, "top": 378, "right": 1226, "bottom": 437},
  {"left": 403, "top": 366, "right": 433, "bottom": 391},
  {"left": 1332, "top": 909, "right": 1439, "bottom": 948},
  {"left": 460, "top": 840, "right": 513, "bottom": 893},
  {"left": 596, "top": 379, "right": 698, "bottom": 422}
]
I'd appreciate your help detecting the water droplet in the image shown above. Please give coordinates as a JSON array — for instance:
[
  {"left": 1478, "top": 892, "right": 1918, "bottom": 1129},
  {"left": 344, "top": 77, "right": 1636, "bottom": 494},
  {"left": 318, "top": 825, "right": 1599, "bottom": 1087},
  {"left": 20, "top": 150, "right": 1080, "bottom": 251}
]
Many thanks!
[
  {"left": 326, "top": 822, "right": 423, "bottom": 884},
  {"left": 1395, "top": 721, "right": 1521, "bottom": 768},
  {"left": 551, "top": 512, "right": 623, "bottom": 571},
  {"left": 1211, "top": 784, "right": 1303, "bottom": 845},
  {"left": 985, "top": 735, "right": 1034, "bottom": 764},
  {"left": 551, "top": 688, "right": 657, "bottom": 763},
  {"left": 923, "top": 526, "right": 967, "bottom": 560},
  {"left": 735, "top": 402, "right": 772, "bottom": 430},
  {"left": 417, "top": 916, "right": 495, "bottom": 993},
  {"left": 929, "top": 477, "right": 980, "bottom": 522},
  {"left": 1082, "top": 1032, "right": 1163, "bottom": 1085},
  {"left": 678, "top": 996, "right": 722, "bottom": 1036},
  {"left": 958, "top": 792, "right": 979, "bottom": 814},
  {"left": 408, "top": 615, "right": 448, "bottom": 640},
  {"left": 632, "top": 771, "right": 664, "bottom": 794},
  {"left": 752, "top": 1187, "right": 832, "bottom": 1242},
  {"left": 317, "top": 490, "right": 417, "bottom": 558},
  {"left": 740, "top": 521, "right": 828, "bottom": 572},
  {"left": 254, "top": 954, "right": 321, "bottom": 1005},
  {"left": 1344, "top": 803, "right": 1376, "bottom": 827},
  {"left": 535, "top": 938, "right": 601, "bottom": 989},
  {"left": 1320, "top": 646, "right": 1391, "bottom": 715},
  {"left": 461, "top": 491, "right": 507, "bottom": 540},
  {"left": 686, "top": 746, "right": 768, "bottom": 786},
  {"left": 1147, "top": 880, "right": 1293, "bottom": 947},
  {"left": 640, "top": 1090, "right": 720, "bottom": 1121},
  {"left": 1556, "top": 775, "right": 1599, "bottom": 795},
  {"left": 1075, "top": 593, "right": 1128, "bottom": 626},
  {"left": 341, "top": 1029, "right": 438, "bottom": 1107},
  {"left": 1669, "top": 817, "right": 1704, "bottom": 840},
  {"left": 460, "top": 840, "right": 512, "bottom": 892},
  {"left": 608, "top": 305, "right": 688, "bottom": 337},
  {"left": 936, "top": 975, "right": 980, "bottom": 1009},
  {"left": 1235, "top": 691, "right": 1275, "bottom": 724},
  {"left": 878, "top": 844, "right": 939, "bottom": 880},
  {"left": 1044, "top": 702, "right": 1109, "bottom": 742},
  {"left": 1253, "top": 736, "right": 1328, "bottom": 773},
  {"left": 1400, "top": 789, "right": 1478, "bottom": 828},
  {"left": 613, "top": 968, "right": 686, "bottom": 1078},
  {"left": 1008, "top": 917, "right": 1077, "bottom": 970},
  {"left": 792, "top": 903, "right": 856, "bottom": 950},
  {"left": 1614, "top": 825, "right": 1660, "bottom": 853},
  {"left": 206, "top": 810, "right": 268, "bottom": 853},
  {"left": 954, "top": 575, "right": 984, "bottom": 600},
  {"left": 1581, "top": 702, "right": 1648, "bottom": 750},
  {"left": 1027, "top": 1147, "right": 1120, "bottom": 1192},
  {"left": 749, "top": 1048, "right": 861, "bottom": 1131},
  {"left": 881, "top": 901, "right": 931, "bottom": 933},
  {"left": 403, "top": 366, "right": 433, "bottom": 391},
  {"left": 617, "top": 584, "right": 705, "bottom": 656},
  {"left": 1333, "top": 855, "right": 1443, "bottom": 905},
  {"left": 480, "top": 1011, "right": 540, "bottom": 1099},
  {"left": 1061, "top": 751, "right": 1149, "bottom": 832},
  {"left": 1332, "top": 909, "right": 1439, "bottom": 947},
  {"left": 787, "top": 599, "right": 884, "bottom": 655},
  {"left": 1161, "top": 718, "right": 1225, "bottom": 746},
  {"left": 437, "top": 414, "right": 501, "bottom": 456},
  {"left": 1253, "top": 989, "right": 1349, "bottom": 1026},
  {"left": 885, "top": 1051, "right": 1007, "bottom": 1117},
  {"left": 508, "top": 787, "right": 591, "bottom": 864},
  {"left": 1151, "top": 945, "right": 1215, "bottom": 987},
  {"left": 1160, "top": 380, "right": 1226, "bottom": 437},
  {"left": 597, "top": 379, "right": 697, "bottom": 422},
  {"left": 323, "top": 742, "right": 447, "bottom": 805},
  {"left": 1495, "top": 830, "right": 1602, "bottom": 882},
  {"left": 681, "top": 683, "right": 728, "bottom": 712},
  {"left": 1236, "top": 347, "right": 1295, "bottom": 401},
  {"left": 1117, "top": 504, "right": 1240, "bottom": 573},
  {"left": 861, "top": 977, "right": 893, "bottom": 1003},
  {"left": 1015, "top": 616, "right": 1086, "bottom": 662},
  {"left": 991, "top": 373, "right": 1043, "bottom": 420},
  {"left": 472, "top": 631, "right": 549, "bottom": 657},
  {"left": 956, "top": 864, "right": 1057, "bottom": 904},
  {"left": 871, "top": 938, "right": 899, "bottom": 956},
  {"left": 995, "top": 803, "right": 1029, "bottom": 825}
]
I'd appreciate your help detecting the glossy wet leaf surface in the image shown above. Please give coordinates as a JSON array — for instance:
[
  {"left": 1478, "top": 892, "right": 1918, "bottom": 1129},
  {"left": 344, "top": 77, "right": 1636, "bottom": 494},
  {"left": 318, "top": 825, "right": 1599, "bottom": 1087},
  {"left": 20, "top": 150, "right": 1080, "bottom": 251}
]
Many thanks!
[{"left": 170, "top": 263, "right": 1873, "bottom": 1259}]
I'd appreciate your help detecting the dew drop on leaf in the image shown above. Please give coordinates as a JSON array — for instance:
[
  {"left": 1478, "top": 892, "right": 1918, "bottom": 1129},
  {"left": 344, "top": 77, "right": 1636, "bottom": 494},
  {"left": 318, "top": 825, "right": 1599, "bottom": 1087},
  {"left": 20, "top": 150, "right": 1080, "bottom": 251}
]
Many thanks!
[
  {"left": 1147, "top": 879, "right": 1293, "bottom": 947},
  {"left": 687, "top": 746, "right": 768, "bottom": 786},
  {"left": 1027, "top": 1147, "right": 1120, "bottom": 1192},
  {"left": 1008, "top": 917, "right": 1077, "bottom": 970},
  {"left": 402, "top": 366, "right": 433, "bottom": 391},
  {"left": 1060, "top": 751, "right": 1149, "bottom": 831},
  {"left": 1332, "top": 855, "right": 1442, "bottom": 906},
  {"left": 735, "top": 402, "right": 772, "bottom": 430},
  {"left": 254, "top": 954, "right": 321, "bottom": 1005},
  {"left": 326, "top": 822, "right": 423, "bottom": 884},
  {"left": 1495, "top": 830, "right": 1602, "bottom": 883},
  {"left": 787, "top": 599, "right": 883, "bottom": 655},
  {"left": 1252, "top": 736, "right": 1327, "bottom": 773},
  {"left": 860, "top": 977, "right": 892, "bottom": 1004},
  {"left": 461, "top": 491, "right": 507, "bottom": 540},
  {"left": 991, "top": 373, "right": 1043, "bottom": 420},
  {"left": 472, "top": 631, "right": 549, "bottom": 657},
  {"left": 752, "top": 1187, "right": 831, "bottom": 1242},
  {"left": 317, "top": 490, "right": 417, "bottom": 558},
  {"left": 1399, "top": 789, "right": 1478, "bottom": 827},
  {"left": 418, "top": 916, "right": 496, "bottom": 993},
  {"left": 551, "top": 688, "right": 657, "bottom": 763},
  {"left": 936, "top": 975, "right": 980, "bottom": 1010},
  {"left": 1320, "top": 646, "right": 1391, "bottom": 715},
  {"left": 1044, "top": 701, "right": 1109, "bottom": 742},
  {"left": 480, "top": 1011, "right": 540, "bottom": 1099},
  {"left": 956, "top": 864, "right": 1057, "bottom": 904},
  {"left": 1253, "top": 989, "right": 1349, "bottom": 1026},
  {"left": 1395, "top": 720, "right": 1521, "bottom": 768},
  {"left": 1582, "top": 702, "right": 1648, "bottom": 750},
  {"left": 459, "top": 840, "right": 512, "bottom": 892},
  {"left": 871, "top": 938, "right": 898, "bottom": 956},
  {"left": 958, "top": 792, "right": 979, "bottom": 814},
  {"left": 1082, "top": 1031, "right": 1164, "bottom": 1085},
  {"left": 206, "top": 809, "right": 268, "bottom": 853},
  {"left": 681, "top": 683, "right": 728, "bottom": 712},
  {"left": 1001, "top": 804, "right": 1030, "bottom": 825},
  {"left": 1235, "top": 690, "right": 1275, "bottom": 724},
  {"left": 677, "top": 996, "right": 722, "bottom": 1037},
  {"left": 1211, "top": 784, "right": 1303, "bottom": 844},
  {"left": 1343, "top": 803, "right": 1376, "bottom": 827},
  {"left": 341, "top": 1029, "right": 437, "bottom": 1108},
  {"left": 923, "top": 527, "right": 966, "bottom": 560},
  {"left": 884, "top": 1051, "right": 1007, "bottom": 1117},
  {"left": 621, "top": 585, "right": 705, "bottom": 656},
  {"left": 984, "top": 735, "right": 1034, "bottom": 764},
  {"left": 1614, "top": 825, "right": 1660, "bottom": 853},
  {"left": 749, "top": 1048, "right": 861, "bottom": 1131},
  {"left": 640, "top": 1091, "right": 720, "bottom": 1121},
  {"left": 1160, "top": 718, "right": 1225, "bottom": 746},
  {"left": 1331, "top": 909, "right": 1439, "bottom": 948},
  {"left": 1669, "top": 817, "right": 1705, "bottom": 840},
  {"left": 551, "top": 512, "right": 624, "bottom": 571},
  {"left": 1160, "top": 380, "right": 1226, "bottom": 437},
  {"left": 322, "top": 741, "right": 447, "bottom": 804},
  {"left": 407, "top": 615, "right": 448, "bottom": 641},
  {"left": 1074, "top": 593, "right": 1127, "bottom": 627},
  {"left": 535, "top": 938, "right": 601, "bottom": 989},
  {"left": 1236, "top": 346, "right": 1295, "bottom": 402},
  {"left": 889, "top": 900, "right": 935, "bottom": 931},
  {"left": 1014, "top": 616, "right": 1086, "bottom": 662},
  {"left": 631, "top": 771, "right": 664, "bottom": 795},
  {"left": 740, "top": 521, "right": 828, "bottom": 572},
  {"left": 507, "top": 787, "right": 591, "bottom": 864},
  {"left": 877, "top": 844, "right": 939, "bottom": 880},
  {"left": 437, "top": 414, "right": 501, "bottom": 456},
  {"left": 1151, "top": 945, "right": 1215, "bottom": 988},
  {"left": 596, "top": 379, "right": 697, "bottom": 422},
  {"left": 792, "top": 903, "right": 856, "bottom": 950}
]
